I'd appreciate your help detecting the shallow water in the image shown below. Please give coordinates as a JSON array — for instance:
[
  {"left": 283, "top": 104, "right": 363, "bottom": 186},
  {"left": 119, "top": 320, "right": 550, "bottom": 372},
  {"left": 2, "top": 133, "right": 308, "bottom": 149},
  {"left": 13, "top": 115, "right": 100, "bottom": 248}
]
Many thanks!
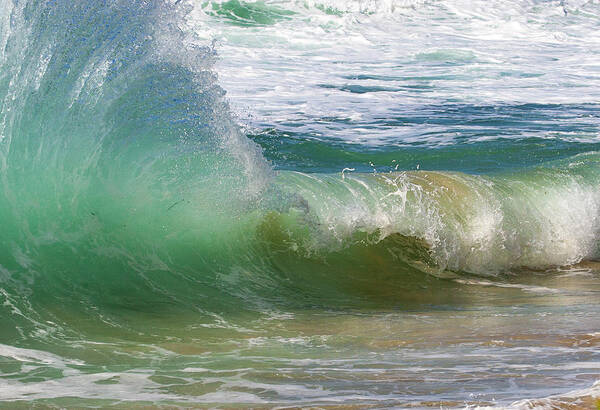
[{"left": 1, "top": 267, "right": 599, "bottom": 407}]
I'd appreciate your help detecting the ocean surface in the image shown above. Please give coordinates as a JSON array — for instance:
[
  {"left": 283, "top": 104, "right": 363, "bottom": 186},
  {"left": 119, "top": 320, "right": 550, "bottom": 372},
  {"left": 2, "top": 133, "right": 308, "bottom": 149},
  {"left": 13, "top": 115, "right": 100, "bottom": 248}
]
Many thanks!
[{"left": 0, "top": 0, "right": 599, "bottom": 407}]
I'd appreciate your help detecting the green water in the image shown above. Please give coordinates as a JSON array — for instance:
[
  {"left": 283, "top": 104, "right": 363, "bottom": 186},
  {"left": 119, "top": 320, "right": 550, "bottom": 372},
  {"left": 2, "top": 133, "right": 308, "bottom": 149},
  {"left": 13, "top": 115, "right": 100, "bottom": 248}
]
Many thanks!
[{"left": 0, "top": 0, "right": 599, "bottom": 407}]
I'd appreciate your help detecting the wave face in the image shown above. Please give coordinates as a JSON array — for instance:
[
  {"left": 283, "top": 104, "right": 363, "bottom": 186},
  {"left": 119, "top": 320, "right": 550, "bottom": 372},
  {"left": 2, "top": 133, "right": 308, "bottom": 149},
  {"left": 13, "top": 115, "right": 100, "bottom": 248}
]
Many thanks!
[
  {"left": 1, "top": 0, "right": 600, "bottom": 407},
  {"left": 0, "top": 0, "right": 276, "bottom": 318},
  {"left": 274, "top": 154, "right": 600, "bottom": 274}
]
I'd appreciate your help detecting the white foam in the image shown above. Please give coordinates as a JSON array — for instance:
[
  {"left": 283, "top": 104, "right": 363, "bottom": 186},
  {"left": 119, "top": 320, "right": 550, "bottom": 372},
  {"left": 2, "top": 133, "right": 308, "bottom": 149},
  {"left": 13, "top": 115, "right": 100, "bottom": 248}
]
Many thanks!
[
  {"left": 184, "top": 0, "right": 600, "bottom": 146},
  {"left": 498, "top": 379, "right": 600, "bottom": 410},
  {"left": 278, "top": 162, "right": 600, "bottom": 274}
]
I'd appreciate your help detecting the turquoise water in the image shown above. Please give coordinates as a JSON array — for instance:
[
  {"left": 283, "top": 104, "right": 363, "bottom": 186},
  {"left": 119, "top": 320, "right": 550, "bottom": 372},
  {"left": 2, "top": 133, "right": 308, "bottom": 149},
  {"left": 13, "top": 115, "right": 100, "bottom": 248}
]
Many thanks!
[{"left": 0, "top": 0, "right": 599, "bottom": 407}]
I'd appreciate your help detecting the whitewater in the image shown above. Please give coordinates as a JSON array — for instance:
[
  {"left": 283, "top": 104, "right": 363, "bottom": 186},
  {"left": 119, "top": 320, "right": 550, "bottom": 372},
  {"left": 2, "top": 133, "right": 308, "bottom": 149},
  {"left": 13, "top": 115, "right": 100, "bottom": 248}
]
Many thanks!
[{"left": 0, "top": 0, "right": 599, "bottom": 407}]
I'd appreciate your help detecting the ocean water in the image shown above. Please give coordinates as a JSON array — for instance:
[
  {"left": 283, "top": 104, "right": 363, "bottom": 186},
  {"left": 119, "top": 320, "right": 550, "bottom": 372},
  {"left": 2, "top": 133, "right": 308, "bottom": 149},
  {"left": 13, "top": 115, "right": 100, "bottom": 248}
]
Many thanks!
[{"left": 0, "top": 0, "right": 600, "bottom": 408}]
